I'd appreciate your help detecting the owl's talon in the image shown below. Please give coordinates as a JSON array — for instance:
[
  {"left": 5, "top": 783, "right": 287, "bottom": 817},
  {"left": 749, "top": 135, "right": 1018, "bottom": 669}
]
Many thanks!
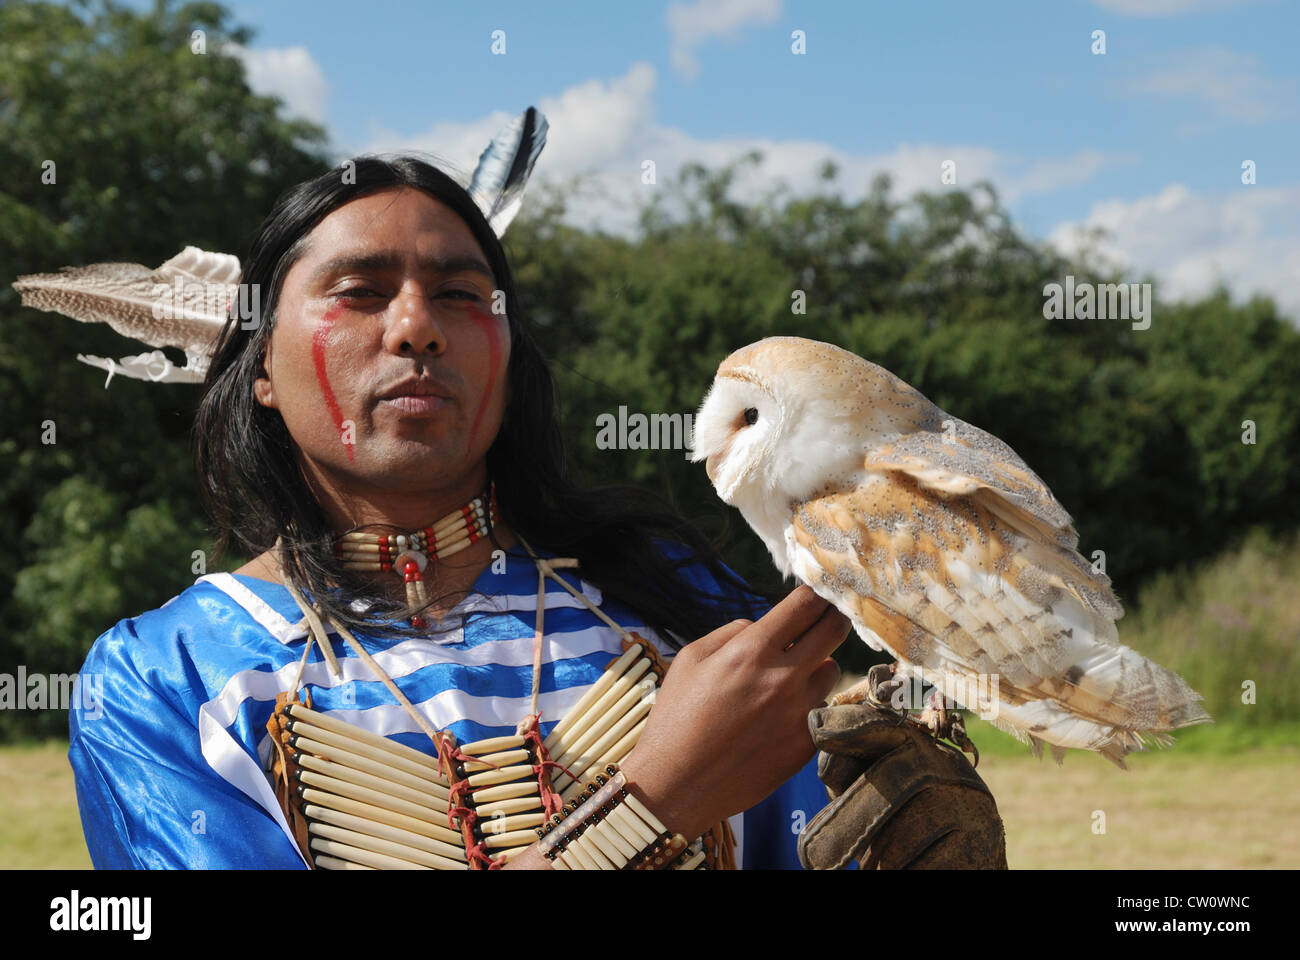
[
  {"left": 825, "top": 668, "right": 982, "bottom": 767},
  {"left": 944, "top": 712, "right": 980, "bottom": 768},
  {"left": 831, "top": 663, "right": 907, "bottom": 711},
  {"left": 914, "top": 691, "right": 980, "bottom": 768},
  {"left": 866, "top": 663, "right": 904, "bottom": 712}
]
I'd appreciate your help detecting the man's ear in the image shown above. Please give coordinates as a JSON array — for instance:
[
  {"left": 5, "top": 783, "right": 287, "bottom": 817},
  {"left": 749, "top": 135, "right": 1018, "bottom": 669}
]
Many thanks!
[{"left": 253, "top": 338, "right": 278, "bottom": 410}]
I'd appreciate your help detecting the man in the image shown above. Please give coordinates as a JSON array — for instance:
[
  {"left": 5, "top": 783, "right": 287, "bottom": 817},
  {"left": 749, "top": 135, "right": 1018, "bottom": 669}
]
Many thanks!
[{"left": 68, "top": 156, "right": 849, "bottom": 869}]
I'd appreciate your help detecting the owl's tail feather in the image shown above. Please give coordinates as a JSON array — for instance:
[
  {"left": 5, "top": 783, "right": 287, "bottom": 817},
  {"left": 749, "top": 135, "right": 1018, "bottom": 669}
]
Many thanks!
[
  {"left": 902, "top": 569, "right": 1212, "bottom": 754},
  {"left": 985, "top": 543, "right": 1213, "bottom": 734},
  {"left": 978, "top": 693, "right": 1209, "bottom": 769}
]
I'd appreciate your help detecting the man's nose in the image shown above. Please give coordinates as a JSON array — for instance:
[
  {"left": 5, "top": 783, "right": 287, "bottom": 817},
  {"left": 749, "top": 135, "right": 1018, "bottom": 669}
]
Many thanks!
[{"left": 383, "top": 289, "right": 447, "bottom": 357}]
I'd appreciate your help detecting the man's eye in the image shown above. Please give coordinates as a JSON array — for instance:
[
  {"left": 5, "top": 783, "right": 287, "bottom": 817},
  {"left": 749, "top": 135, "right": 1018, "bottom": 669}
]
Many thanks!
[
  {"left": 441, "top": 289, "right": 481, "bottom": 301},
  {"left": 337, "top": 287, "right": 383, "bottom": 300}
]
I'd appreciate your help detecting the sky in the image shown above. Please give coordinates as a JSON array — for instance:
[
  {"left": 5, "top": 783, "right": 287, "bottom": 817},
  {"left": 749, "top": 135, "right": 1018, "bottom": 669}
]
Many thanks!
[{"left": 123, "top": 0, "right": 1299, "bottom": 319}]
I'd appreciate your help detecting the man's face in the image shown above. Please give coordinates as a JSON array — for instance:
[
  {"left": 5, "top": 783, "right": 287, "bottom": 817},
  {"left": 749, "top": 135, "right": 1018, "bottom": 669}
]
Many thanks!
[{"left": 254, "top": 186, "right": 510, "bottom": 497}]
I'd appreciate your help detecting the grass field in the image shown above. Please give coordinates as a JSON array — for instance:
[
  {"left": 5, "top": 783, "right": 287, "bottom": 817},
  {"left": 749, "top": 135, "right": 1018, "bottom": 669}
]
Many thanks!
[
  {"left": 976, "top": 736, "right": 1300, "bottom": 869},
  {"left": 4, "top": 735, "right": 1296, "bottom": 869},
  {"left": 0, "top": 740, "right": 91, "bottom": 869}
]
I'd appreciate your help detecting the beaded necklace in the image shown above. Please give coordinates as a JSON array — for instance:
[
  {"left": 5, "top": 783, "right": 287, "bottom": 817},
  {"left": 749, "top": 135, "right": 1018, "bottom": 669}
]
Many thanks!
[{"left": 332, "top": 483, "right": 498, "bottom": 629}]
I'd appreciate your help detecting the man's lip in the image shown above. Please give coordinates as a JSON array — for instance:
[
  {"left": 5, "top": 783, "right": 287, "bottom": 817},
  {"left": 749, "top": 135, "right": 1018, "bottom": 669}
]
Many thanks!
[
  {"left": 380, "top": 395, "right": 449, "bottom": 417},
  {"left": 376, "top": 378, "right": 455, "bottom": 400}
]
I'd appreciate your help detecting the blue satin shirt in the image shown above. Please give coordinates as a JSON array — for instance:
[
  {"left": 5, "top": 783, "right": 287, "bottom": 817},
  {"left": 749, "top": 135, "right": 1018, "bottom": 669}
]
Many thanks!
[{"left": 68, "top": 542, "right": 827, "bottom": 869}]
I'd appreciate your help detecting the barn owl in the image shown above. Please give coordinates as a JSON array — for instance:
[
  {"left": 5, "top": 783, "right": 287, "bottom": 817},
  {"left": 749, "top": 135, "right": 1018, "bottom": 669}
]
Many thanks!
[{"left": 691, "top": 336, "right": 1210, "bottom": 767}]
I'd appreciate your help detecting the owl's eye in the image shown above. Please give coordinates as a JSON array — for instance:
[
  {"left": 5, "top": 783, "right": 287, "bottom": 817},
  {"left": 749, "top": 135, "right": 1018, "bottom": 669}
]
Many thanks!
[{"left": 743, "top": 407, "right": 759, "bottom": 426}]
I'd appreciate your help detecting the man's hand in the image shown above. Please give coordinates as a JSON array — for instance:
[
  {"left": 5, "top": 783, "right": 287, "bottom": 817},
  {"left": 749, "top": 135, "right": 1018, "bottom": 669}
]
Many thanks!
[
  {"left": 796, "top": 701, "right": 1009, "bottom": 869},
  {"left": 620, "top": 586, "right": 850, "bottom": 842}
]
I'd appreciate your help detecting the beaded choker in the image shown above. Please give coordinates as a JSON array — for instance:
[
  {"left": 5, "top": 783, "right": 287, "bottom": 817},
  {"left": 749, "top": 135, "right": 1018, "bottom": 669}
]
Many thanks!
[{"left": 333, "top": 483, "right": 498, "bottom": 629}]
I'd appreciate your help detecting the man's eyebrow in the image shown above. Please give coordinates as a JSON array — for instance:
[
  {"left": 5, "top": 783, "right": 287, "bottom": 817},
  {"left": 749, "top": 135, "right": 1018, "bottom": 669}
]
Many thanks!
[{"left": 308, "top": 251, "right": 495, "bottom": 286}]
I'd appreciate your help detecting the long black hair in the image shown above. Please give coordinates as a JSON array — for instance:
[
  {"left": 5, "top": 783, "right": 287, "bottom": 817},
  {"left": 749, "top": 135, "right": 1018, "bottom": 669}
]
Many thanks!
[{"left": 194, "top": 154, "right": 764, "bottom": 646}]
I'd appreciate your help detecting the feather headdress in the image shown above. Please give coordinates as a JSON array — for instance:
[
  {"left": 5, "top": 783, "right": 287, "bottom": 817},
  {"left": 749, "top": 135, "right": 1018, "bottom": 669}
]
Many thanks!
[{"left": 11, "top": 106, "right": 550, "bottom": 387}]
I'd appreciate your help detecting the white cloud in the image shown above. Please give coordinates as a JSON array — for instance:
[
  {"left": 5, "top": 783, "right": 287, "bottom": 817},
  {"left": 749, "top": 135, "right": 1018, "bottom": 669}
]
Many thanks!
[
  {"left": 359, "top": 63, "right": 1133, "bottom": 238},
  {"left": 666, "top": 0, "right": 782, "bottom": 81},
  {"left": 1049, "top": 183, "right": 1300, "bottom": 321},
  {"left": 1132, "top": 47, "right": 1290, "bottom": 122},
  {"left": 361, "top": 63, "right": 659, "bottom": 198},
  {"left": 226, "top": 44, "right": 329, "bottom": 126},
  {"left": 1017, "top": 150, "right": 1140, "bottom": 195}
]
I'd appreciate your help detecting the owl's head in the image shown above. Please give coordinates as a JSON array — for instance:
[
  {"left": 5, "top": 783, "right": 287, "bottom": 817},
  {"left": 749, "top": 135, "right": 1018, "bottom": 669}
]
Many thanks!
[{"left": 691, "top": 336, "right": 929, "bottom": 507}]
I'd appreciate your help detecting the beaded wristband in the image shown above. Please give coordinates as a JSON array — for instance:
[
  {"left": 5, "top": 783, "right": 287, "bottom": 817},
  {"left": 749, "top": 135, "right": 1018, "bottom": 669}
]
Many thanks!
[{"left": 534, "top": 763, "right": 689, "bottom": 870}]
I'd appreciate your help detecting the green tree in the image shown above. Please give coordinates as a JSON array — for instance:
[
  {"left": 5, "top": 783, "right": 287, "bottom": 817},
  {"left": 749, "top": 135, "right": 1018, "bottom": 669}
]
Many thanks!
[{"left": 1, "top": 0, "right": 330, "bottom": 738}]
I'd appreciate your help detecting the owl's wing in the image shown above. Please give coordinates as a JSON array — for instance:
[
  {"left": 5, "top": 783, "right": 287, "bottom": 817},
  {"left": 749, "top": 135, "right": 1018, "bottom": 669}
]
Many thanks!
[
  {"left": 865, "top": 415, "right": 1082, "bottom": 550},
  {"left": 788, "top": 427, "right": 1209, "bottom": 766}
]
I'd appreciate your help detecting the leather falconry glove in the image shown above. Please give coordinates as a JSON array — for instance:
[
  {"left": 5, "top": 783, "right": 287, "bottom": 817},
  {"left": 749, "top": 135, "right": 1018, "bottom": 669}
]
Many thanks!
[{"left": 796, "top": 700, "right": 1009, "bottom": 869}]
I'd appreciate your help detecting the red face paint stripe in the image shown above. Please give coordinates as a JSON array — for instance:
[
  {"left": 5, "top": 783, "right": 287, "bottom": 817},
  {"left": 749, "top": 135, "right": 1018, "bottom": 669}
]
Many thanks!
[
  {"left": 311, "top": 305, "right": 354, "bottom": 462},
  {"left": 466, "top": 305, "right": 502, "bottom": 454}
]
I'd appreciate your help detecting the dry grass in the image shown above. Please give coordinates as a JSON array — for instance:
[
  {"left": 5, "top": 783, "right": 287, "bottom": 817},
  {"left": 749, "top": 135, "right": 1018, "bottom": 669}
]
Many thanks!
[
  {"left": 826, "top": 677, "right": 1300, "bottom": 868},
  {"left": 0, "top": 740, "right": 92, "bottom": 869},
  {"left": 1120, "top": 528, "right": 1300, "bottom": 731},
  {"left": 978, "top": 747, "right": 1300, "bottom": 869},
  {"left": 4, "top": 737, "right": 1295, "bottom": 869}
]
